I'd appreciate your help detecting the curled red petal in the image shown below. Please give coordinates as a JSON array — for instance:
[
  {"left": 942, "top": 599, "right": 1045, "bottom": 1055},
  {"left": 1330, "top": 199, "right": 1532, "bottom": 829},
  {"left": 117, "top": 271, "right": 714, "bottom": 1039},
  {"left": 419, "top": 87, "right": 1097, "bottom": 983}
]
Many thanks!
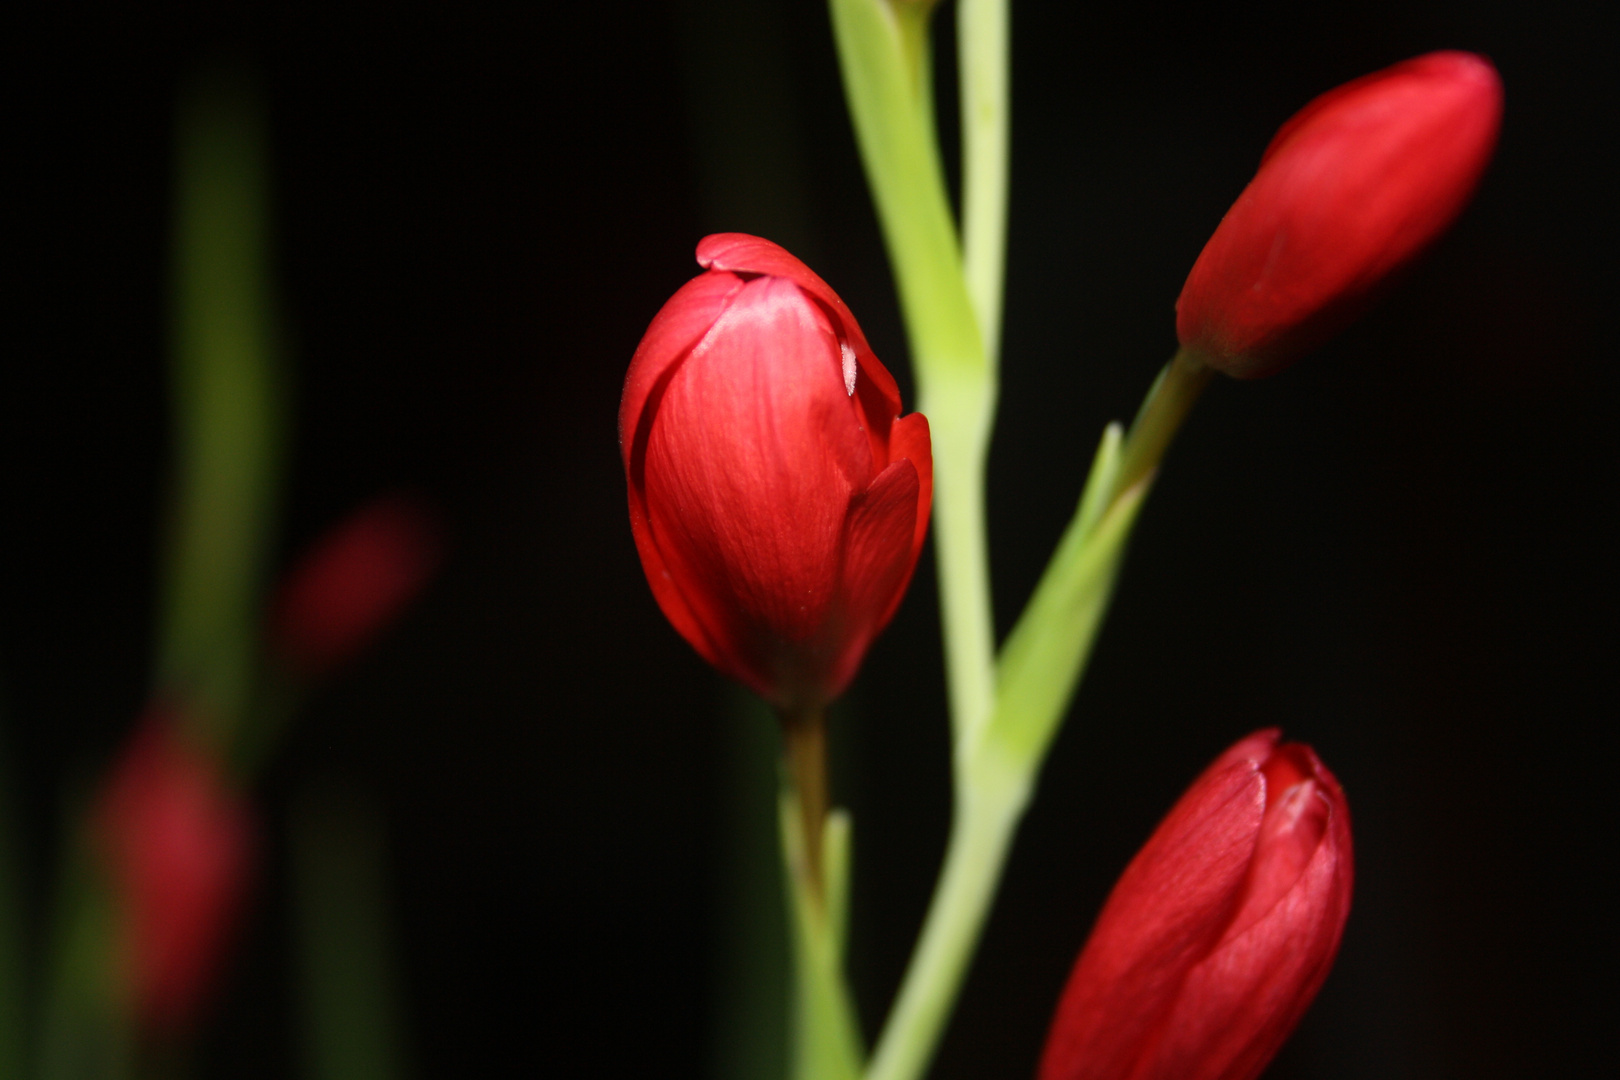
[
  {"left": 819, "top": 457, "right": 921, "bottom": 701},
  {"left": 886, "top": 412, "right": 933, "bottom": 567}
]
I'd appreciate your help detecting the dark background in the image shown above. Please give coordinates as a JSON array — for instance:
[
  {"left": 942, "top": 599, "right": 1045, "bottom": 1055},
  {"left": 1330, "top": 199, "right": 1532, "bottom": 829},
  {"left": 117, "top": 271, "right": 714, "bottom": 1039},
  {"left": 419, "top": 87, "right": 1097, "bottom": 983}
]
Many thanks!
[{"left": 5, "top": 1, "right": 1614, "bottom": 1077}]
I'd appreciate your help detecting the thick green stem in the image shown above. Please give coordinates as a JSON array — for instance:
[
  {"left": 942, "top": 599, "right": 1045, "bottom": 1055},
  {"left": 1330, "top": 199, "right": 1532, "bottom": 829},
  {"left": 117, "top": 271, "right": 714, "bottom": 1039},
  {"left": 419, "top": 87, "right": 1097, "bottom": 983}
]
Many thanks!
[
  {"left": 828, "top": 0, "right": 997, "bottom": 748},
  {"left": 864, "top": 753, "right": 1028, "bottom": 1080}
]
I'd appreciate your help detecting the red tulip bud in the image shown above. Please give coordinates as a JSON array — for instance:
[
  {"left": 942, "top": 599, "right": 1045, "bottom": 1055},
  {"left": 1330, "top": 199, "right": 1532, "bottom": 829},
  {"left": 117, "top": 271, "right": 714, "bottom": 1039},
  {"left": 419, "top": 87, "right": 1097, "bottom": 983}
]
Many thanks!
[
  {"left": 1039, "top": 730, "right": 1352, "bottom": 1080},
  {"left": 268, "top": 496, "right": 442, "bottom": 678},
  {"left": 620, "top": 234, "right": 932, "bottom": 711},
  {"left": 96, "top": 710, "right": 253, "bottom": 1032},
  {"left": 1176, "top": 51, "right": 1503, "bottom": 378}
]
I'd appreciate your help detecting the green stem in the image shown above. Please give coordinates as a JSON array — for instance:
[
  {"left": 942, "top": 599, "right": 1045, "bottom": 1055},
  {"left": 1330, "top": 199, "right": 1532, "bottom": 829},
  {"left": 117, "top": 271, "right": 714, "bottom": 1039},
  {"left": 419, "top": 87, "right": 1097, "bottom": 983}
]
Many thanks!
[
  {"left": 1111, "top": 348, "right": 1212, "bottom": 505},
  {"left": 957, "top": 0, "right": 1009, "bottom": 362},
  {"left": 828, "top": 0, "right": 997, "bottom": 747},
  {"left": 863, "top": 753, "right": 1028, "bottom": 1080},
  {"left": 157, "top": 69, "right": 282, "bottom": 754},
  {"left": 780, "top": 707, "right": 831, "bottom": 905},
  {"left": 780, "top": 797, "right": 862, "bottom": 1080}
]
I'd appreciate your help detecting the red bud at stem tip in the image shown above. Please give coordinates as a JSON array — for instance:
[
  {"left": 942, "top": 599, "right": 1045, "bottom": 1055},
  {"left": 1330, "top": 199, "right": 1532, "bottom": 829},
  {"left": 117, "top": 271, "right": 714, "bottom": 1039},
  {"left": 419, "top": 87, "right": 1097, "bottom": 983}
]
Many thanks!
[
  {"left": 620, "top": 234, "right": 932, "bottom": 712},
  {"left": 1176, "top": 51, "right": 1503, "bottom": 378},
  {"left": 95, "top": 708, "right": 253, "bottom": 1033},
  {"left": 1039, "top": 730, "right": 1352, "bottom": 1080},
  {"left": 269, "top": 495, "right": 442, "bottom": 679}
]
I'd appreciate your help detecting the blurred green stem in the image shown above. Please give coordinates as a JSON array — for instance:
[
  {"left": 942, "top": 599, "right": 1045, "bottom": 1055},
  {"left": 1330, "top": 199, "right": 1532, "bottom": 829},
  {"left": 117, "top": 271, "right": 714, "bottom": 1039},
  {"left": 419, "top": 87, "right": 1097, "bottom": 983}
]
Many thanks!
[
  {"left": 290, "top": 780, "right": 407, "bottom": 1080},
  {"left": 37, "top": 825, "right": 131, "bottom": 1080},
  {"left": 157, "top": 68, "right": 282, "bottom": 753}
]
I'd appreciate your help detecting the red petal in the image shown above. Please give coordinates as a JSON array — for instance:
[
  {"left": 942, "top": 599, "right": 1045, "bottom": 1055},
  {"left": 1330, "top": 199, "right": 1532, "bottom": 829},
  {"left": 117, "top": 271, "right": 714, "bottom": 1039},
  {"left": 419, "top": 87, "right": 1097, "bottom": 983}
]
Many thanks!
[
  {"left": 1041, "top": 760, "right": 1265, "bottom": 1080},
  {"left": 620, "top": 269, "right": 747, "bottom": 469},
  {"left": 818, "top": 457, "right": 921, "bottom": 700},
  {"left": 641, "top": 276, "right": 873, "bottom": 700},
  {"left": 887, "top": 413, "right": 933, "bottom": 562},
  {"left": 697, "top": 233, "right": 902, "bottom": 419},
  {"left": 621, "top": 270, "right": 751, "bottom": 675}
]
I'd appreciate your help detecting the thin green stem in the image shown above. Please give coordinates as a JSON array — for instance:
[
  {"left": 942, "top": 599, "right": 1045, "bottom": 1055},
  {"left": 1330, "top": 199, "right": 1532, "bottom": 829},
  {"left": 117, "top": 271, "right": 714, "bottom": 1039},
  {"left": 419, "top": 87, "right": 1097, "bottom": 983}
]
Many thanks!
[
  {"left": 957, "top": 0, "right": 1009, "bottom": 362},
  {"left": 780, "top": 706, "right": 831, "bottom": 905},
  {"left": 1112, "top": 348, "right": 1212, "bottom": 503},
  {"left": 864, "top": 754, "right": 1028, "bottom": 1080},
  {"left": 781, "top": 799, "right": 862, "bottom": 1080}
]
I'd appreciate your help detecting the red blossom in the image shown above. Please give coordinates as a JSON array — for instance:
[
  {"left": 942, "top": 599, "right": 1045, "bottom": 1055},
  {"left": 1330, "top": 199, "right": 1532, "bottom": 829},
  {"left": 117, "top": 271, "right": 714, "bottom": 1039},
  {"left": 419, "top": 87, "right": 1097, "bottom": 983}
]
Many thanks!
[
  {"left": 96, "top": 710, "right": 253, "bottom": 1033},
  {"left": 620, "top": 234, "right": 932, "bottom": 711},
  {"left": 268, "top": 496, "right": 442, "bottom": 678},
  {"left": 1039, "top": 730, "right": 1353, "bottom": 1080},
  {"left": 1176, "top": 51, "right": 1503, "bottom": 377}
]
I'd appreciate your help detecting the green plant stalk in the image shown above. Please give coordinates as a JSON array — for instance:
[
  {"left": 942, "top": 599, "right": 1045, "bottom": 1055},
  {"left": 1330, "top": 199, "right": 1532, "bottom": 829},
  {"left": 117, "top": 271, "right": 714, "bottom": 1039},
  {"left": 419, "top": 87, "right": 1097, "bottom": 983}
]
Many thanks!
[
  {"left": 829, "top": 0, "right": 996, "bottom": 749},
  {"left": 157, "top": 71, "right": 282, "bottom": 753},
  {"left": 863, "top": 751, "right": 1027, "bottom": 1080},
  {"left": 957, "top": 0, "right": 1009, "bottom": 362},
  {"left": 864, "top": 353, "right": 1210, "bottom": 1080},
  {"left": 832, "top": 3, "right": 1219, "bottom": 1078},
  {"left": 780, "top": 798, "right": 862, "bottom": 1080},
  {"left": 37, "top": 827, "right": 132, "bottom": 1080}
]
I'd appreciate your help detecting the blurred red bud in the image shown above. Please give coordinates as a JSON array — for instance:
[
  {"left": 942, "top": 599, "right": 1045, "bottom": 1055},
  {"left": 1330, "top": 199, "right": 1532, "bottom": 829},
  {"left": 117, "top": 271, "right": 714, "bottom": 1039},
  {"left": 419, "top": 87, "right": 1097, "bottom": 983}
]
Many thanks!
[
  {"left": 1176, "top": 51, "right": 1503, "bottom": 377},
  {"left": 96, "top": 710, "right": 253, "bottom": 1033},
  {"left": 269, "top": 496, "right": 442, "bottom": 678},
  {"left": 620, "top": 234, "right": 932, "bottom": 711},
  {"left": 1039, "top": 730, "right": 1352, "bottom": 1080}
]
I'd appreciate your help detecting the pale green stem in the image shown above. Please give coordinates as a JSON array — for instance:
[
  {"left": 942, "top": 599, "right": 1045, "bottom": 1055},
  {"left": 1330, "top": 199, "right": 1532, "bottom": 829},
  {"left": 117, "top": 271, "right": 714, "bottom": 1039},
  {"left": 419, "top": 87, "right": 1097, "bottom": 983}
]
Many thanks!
[
  {"left": 923, "top": 377, "right": 998, "bottom": 752},
  {"left": 828, "top": 0, "right": 996, "bottom": 747},
  {"left": 957, "top": 0, "right": 1009, "bottom": 362},
  {"left": 864, "top": 753, "right": 1028, "bottom": 1080},
  {"left": 866, "top": 352, "right": 1213, "bottom": 1080}
]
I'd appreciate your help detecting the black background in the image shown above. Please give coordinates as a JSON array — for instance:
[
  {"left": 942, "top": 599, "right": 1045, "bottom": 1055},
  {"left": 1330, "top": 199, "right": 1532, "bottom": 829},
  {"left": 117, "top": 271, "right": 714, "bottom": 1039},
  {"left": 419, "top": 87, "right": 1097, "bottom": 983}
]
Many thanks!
[{"left": 5, "top": 1, "right": 1614, "bottom": 1077}]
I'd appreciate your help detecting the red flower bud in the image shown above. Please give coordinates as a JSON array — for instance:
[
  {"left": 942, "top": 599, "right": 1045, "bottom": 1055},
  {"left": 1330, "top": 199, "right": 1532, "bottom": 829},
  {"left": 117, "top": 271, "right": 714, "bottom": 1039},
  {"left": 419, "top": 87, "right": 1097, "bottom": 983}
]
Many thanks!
[
  {"left": 620, "top": 234, "right": 932, "bottom": 711},
  {"left": 1039, "top": 730, "right": 1352, "bottom": 1080},
  {"left": 268, "top": 495, "right": 442, "bottom": 678},
  {"left": 1176, "top": 51, "right": 1503, "bottom": 378},
  {"left": 96, "top": 710, "right": 253, "bottom": 1032}
]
